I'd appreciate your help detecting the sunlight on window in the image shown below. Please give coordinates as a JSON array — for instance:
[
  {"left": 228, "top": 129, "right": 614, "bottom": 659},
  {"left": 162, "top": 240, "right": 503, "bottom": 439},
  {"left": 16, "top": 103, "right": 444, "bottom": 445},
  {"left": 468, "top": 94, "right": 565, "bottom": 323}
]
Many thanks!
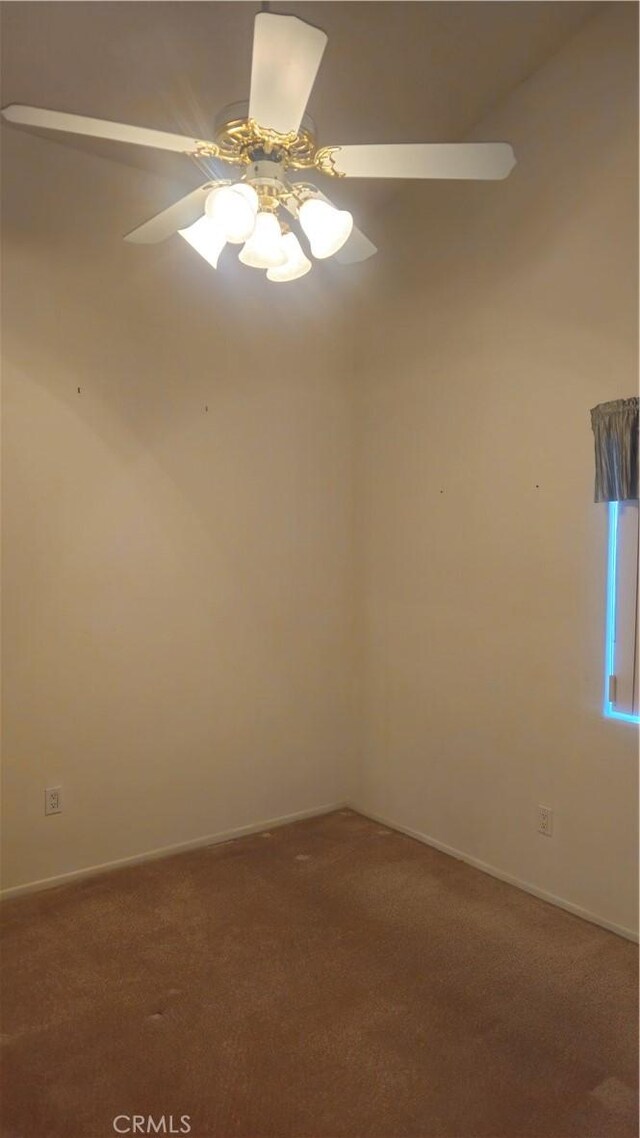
[{"left": 604, "top": 501, "right": 639, "bottom": 724}]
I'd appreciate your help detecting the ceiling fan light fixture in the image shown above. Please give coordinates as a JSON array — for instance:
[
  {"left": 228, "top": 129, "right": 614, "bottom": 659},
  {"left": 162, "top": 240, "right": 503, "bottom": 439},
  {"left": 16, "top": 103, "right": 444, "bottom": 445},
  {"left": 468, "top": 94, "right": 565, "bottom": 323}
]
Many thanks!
[
  {"left": 267, "top": 232, "right": 312, "bottom": 282},
  {"left": 299, "top": 198, "right": 353, "bottom": 259},
  {"left": 4, "top": 12, "right": 516, "bottom": 285},
  {"left": 205, "top": 184, "right": 257, "bottom": 244},
  {"left": 233, "top": 182, "right": 260, "bottom": 211},
  {"left": 238, "top": 211, "right": 286, "bottom": 269},
  {"left": 178, "top": 214, "right": 227, "bottom": 269}
]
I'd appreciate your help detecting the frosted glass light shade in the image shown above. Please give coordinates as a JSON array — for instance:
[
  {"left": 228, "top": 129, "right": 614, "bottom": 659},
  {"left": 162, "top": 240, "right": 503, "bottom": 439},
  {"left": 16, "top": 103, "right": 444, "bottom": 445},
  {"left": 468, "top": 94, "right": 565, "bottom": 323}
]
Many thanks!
[
  {"left": 233, "top": 182, "right": 260, "bottom": 212},
  {"left": 239, "top": 212, "right": 286, "bottom": 269},
  {"left": 298, "top": 198, "right": 353, "bottom": 259},
  {"left": 205, "top": 184, "right": 258, "bottom": 244},
  {"left": 178, "top": 215, "right": 227, "bottom": 269},
  {"left": 267, "top": 233, "right": 312, "bottom": 282}
]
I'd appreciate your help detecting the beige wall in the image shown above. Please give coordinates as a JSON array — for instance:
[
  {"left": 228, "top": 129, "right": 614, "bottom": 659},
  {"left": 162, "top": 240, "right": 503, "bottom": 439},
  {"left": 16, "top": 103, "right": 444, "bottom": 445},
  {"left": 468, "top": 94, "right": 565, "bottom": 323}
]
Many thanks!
[
  {"left": 2, "top": 4, "right": 637, "bottom": 937},
  {"left": 1, "top": 130, "right": 358, "bottom": 891},
  {"left": 352, "top": 2, "right": 638, "bottom": 935}
]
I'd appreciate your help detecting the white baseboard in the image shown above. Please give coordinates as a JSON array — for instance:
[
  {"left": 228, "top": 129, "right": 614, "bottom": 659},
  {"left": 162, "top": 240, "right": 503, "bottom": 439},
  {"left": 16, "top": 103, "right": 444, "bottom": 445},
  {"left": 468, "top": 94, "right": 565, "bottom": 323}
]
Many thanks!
[
  {"left": 354, "top": 807, "right": 639, "bottom": 944},
  {"left": 0, "top": 801, "right": 349, "bottom": 901},
  {"left": 5, "top": 802, "right": 637, "bottom": 944}
]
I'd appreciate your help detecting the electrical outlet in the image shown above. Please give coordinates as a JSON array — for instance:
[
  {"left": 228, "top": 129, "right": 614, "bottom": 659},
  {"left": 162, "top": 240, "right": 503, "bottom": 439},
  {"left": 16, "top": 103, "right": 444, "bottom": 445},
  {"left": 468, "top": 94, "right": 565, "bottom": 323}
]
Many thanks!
[
  {"left": 538, "top": 805, "right": 553, "bottom": 837},
  {"left": 45, "top": 786, "right": 62, "bottom": 815}
]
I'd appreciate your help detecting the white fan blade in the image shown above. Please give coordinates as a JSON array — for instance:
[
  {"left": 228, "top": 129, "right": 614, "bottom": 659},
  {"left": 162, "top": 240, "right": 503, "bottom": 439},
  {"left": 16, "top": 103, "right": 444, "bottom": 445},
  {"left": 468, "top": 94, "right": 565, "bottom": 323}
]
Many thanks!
[
  {"left": 248, "top": 13, "right": 327, "bottom": 135},
  {"left": 327, "top": 142, "right": 516, "bottom": 180},
  {"left": 124, "top": 184, "right": 219, "bottom": 244},
  {"left": 1, "top": 104, "right": 215, "bottom": 156}
]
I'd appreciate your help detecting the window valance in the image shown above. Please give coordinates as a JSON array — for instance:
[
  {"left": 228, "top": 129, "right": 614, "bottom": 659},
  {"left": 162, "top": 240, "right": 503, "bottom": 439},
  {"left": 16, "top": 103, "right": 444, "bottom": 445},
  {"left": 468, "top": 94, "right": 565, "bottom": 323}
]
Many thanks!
[{"left": 590, "top": 398, "right": 639, "bottom": 502}]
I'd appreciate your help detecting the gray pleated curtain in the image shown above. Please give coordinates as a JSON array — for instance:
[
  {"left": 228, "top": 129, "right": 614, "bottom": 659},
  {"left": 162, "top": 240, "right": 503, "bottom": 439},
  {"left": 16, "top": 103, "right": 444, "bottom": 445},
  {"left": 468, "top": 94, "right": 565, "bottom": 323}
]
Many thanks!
[{"left": 590, "top": 398, "right": 639, "bottom": 502}]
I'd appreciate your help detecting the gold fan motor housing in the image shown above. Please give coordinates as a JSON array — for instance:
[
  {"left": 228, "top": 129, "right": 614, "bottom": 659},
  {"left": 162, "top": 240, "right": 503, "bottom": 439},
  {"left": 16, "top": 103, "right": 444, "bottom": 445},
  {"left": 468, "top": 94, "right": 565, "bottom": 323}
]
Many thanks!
[{"left": 193, "top": 102, "right": 343, "bottom": 182}]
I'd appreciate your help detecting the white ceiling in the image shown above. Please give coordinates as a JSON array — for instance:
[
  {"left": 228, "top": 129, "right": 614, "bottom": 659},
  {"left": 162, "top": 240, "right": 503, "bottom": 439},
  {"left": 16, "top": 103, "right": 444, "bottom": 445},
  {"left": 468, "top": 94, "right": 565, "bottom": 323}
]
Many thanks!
[{"left": 1, "top": 2, "right": 601, "bottom": 280}]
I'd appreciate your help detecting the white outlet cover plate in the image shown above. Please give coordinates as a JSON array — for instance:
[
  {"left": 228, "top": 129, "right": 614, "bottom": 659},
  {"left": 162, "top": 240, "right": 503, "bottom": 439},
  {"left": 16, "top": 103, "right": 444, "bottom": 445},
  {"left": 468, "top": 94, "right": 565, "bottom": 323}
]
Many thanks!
[
  {"left": 45, "top": 786, "right": 63, "bottom": 815},
  {"left": 538, "top": 805, "right": 553, "bottom": 836}
]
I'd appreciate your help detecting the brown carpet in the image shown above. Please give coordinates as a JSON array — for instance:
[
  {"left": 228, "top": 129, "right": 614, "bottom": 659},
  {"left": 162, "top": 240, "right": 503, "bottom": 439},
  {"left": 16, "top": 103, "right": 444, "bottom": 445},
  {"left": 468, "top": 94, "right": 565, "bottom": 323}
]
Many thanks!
[{"left": 1, "top": 810, "right": 638, "bottom": 1138}]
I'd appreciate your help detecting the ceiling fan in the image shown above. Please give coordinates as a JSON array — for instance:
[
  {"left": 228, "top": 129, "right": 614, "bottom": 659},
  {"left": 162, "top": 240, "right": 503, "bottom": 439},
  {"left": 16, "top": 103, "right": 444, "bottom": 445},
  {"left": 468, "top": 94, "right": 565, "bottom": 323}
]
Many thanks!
[{"left": 1, "top": 10, "right": 516, "bottom": 283}]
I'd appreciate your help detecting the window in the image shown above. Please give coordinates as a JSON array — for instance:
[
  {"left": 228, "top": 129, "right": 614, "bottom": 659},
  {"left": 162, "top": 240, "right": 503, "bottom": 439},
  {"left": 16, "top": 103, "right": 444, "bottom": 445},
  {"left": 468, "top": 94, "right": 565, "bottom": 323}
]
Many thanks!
[{"left": 604, "top": 500, "right": 639, "bottom": 723}]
